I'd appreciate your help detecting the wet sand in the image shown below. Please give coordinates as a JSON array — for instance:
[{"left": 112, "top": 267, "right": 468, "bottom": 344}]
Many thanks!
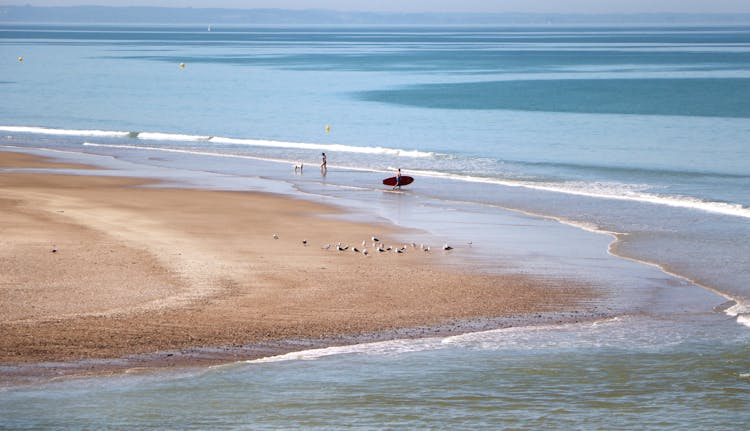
[{"left": 0, "top": 151, "right": 602, "bottom": 384}]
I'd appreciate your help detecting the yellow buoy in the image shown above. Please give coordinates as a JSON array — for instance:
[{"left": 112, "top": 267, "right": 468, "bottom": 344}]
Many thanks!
[
  {"left": 18, "top": 56, "right": 23, "bottom": 62},
  {"left": 180, "top": 62, "right": 185, "bottom": 69},
  {"left": 325, "top": 125, "right": 330, "bottom": 133}
]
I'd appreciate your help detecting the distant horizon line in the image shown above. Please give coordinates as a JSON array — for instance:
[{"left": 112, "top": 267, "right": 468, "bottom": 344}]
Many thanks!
[{"left": 2, "top": 5, "right": 750, "bottom": 25}]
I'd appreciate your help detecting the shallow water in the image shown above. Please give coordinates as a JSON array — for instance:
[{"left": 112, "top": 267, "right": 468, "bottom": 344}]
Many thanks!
[
  {"left": 1, "top": 23, "right": 749, "bottom": 428},
  {"left": 2, "top": 316, "right": 748, "bottom": 430}
]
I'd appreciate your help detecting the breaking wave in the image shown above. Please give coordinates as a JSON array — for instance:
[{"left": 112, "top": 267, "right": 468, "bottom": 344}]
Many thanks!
[
  {"left": 1, "top": 125, "right": 436, "bottom": 158},
  {"left": 5, "top": 124, "right": 749, "bottom": 220}
]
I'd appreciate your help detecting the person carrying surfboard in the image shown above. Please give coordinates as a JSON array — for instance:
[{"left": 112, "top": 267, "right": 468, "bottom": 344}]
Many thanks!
[{"left": 382, "top": 170, "right": 413, "bottom": 189}]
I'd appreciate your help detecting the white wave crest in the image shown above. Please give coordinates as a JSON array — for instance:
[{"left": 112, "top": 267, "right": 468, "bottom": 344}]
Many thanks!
[
  {"left": 529, "top": 181, "right": 750, "bottom": 220},
  {"left": 2, "top": 125, "right": 436, "bottom": 158},
  {"left": 724, "top": 301, "right": 749, "bottom": 318},
  {"left": 246, "top": 338, "right": 443, "bottom": 364},
  {"left": 138, "top": 132, "right": 212, "bottom": 141},
  {"left": 12, "top": 125, "right": 747, "bottom": 219},
  {"left": 722, "top": 301, "right": 750, "bottom": 329},
  {"left": 407, "top": 169, "right": 750, "bottom": 220},
  {"left": 0, "top": 125, "right": 130, "bottom": 138},
  {"left": 209, "top": 136, "right": 436, "bottom": 158}
]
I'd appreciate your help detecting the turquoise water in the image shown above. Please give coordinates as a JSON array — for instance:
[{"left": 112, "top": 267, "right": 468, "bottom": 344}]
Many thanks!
[
  {"left": 2, "top": 317, "right": 748, "bottom": 430},
  {"left": 1, "top": 24, "right": 749, "bottom": 428}
]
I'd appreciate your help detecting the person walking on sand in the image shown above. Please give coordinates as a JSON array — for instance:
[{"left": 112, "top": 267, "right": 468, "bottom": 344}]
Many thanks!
[
  {"left": 393, "top": 168, "right": 402, "bottom": 190},
  {"left": 321, "top": 152, "right": 327, "bottom": 174}
]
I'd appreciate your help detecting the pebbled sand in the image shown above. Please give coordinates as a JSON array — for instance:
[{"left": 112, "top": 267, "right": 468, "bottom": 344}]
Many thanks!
[{"left": 0, "top": 151, "right": 601, "bottom": 382}]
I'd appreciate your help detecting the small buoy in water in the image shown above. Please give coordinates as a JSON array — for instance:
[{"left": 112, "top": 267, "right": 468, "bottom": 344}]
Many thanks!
[
  {"left": 325, "top": 125, "right": 330, "bottom": 133},
  {"left": 180, "top": 62, "right": 185, "bottom": 69},
  {"left": 18, "top": 56, "right": 23, "bottom": 62}
]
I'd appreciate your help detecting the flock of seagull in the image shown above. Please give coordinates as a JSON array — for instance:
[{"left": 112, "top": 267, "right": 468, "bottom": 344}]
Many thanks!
[{"left": 274, "top": 234, "right": 454, "bottom": 257}]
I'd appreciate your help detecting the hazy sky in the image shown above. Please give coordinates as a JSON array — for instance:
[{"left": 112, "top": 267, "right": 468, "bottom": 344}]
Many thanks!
[{"left": 5, "top": 0, "right": 750, "bottom": 14}]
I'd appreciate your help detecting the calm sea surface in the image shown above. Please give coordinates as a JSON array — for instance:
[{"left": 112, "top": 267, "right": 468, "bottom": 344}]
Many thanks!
[{"left": 1, "top": 24, "right": 749, "bottom": 429}]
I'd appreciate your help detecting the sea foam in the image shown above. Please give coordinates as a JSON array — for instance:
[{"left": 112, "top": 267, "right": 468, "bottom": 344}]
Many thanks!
[
  {"left": 246, "top": 337, "right": 444, "bottom": 364},
  {"left": 7, "top": 124, "right": 749, "bottom": 220},
  {"left": 406, "top": 168, "right": 750, "bottom": 220},
  {"left": 725, "top": 301, "right": 750, "bottom": 329},
  {"left": 209, "top": 136, "right": 436, "bottom": 158},
  {"left": 2, "top": 125, "right": 436, "bottom": 158},
  {"left": 0, "top": 125, "right": 130, "bottom": 138}
]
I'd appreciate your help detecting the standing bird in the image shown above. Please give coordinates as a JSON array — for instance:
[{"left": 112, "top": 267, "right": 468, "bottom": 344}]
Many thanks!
[
  {"left": 302, "top": 239, "right": 308, "bottom": 246},
  {"left": 443, "top": 243, "right": 453, "bottom": 251},
  {"left": 273, "top": 233, "right": 279, "bottom": 240},
  {"left": 362, "top": 249, "right": 369, "bottom": 256}
]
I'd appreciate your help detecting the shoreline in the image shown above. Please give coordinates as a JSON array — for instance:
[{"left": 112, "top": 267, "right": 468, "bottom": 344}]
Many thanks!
[
  {"left": 1, "top": 150, "right": 606, "bottom": 385},
  {"left": 1, "top": 312, "right": 609, "bottom": 387}
]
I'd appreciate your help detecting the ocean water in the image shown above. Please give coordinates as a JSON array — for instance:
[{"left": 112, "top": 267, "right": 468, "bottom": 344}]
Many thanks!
[{"left": 1, "top": 24, "right": 749, "bottom": 428}]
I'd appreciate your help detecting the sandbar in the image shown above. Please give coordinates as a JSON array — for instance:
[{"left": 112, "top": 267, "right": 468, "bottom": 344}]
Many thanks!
[{"left": 0, "top": 151, "right": 602, "bottom": 384}]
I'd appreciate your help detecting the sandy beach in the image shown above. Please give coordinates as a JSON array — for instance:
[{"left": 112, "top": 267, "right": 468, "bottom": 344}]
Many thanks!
[{"left": 0, "top": 151, "right": 599, "bottom": 382}]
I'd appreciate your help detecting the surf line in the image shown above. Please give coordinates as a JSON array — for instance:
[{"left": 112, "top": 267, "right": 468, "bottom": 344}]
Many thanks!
[
  {"left": 0, "top": 125, "right": 437, "bottom": 158},
  {"left": 405, "top": 167, "right": 750, "bottom": 220}
]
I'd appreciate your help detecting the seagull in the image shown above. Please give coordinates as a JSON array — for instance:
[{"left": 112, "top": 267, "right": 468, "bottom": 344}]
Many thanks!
[
  {"left": 423, "top": 245, "right": 431, "bottom": 252},
  {"left": 352, "top": 247, "right": 360, "bottom": 253},
  {"left": 377, "top": 246, "right": 386, "bottom": 253},
  {"left": 302, "top": 239, "right": 308, "bottom": 246},
  {"left": 273, "top": 233, "right": 279, "bottom": 240},
  {"left": 372, "top": 236, "right": 380, "bottom": 242},
  {"left": 362, "top": 249, "right": 368, "bottom": 256},
  {"left": 395, "top": 248, "right": 404, "bottom": 254},
  {"left": 51, "top": 245, "right": 58, "bottom": 253},
  {"left": 336, "top": 243, "right": 349, "bottom": 251},
  {"left": 443, "top": 243, "right": 453, "bottom": 251},
  {"left": 322, "top": 244, "right": 331, "bottom": 250},
  {"left": 362, "top": 240, "right": 367, "bottom": 248}
]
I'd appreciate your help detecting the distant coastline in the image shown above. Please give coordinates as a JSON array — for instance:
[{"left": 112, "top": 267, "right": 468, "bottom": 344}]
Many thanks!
[{"left": 2, "top": 6, "right": 750, "bottom": 25}]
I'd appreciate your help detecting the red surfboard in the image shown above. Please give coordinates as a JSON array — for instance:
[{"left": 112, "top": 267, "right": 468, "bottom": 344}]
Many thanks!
[{"left": 382, "top": 176, "right": 414, "bottom": 187}]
